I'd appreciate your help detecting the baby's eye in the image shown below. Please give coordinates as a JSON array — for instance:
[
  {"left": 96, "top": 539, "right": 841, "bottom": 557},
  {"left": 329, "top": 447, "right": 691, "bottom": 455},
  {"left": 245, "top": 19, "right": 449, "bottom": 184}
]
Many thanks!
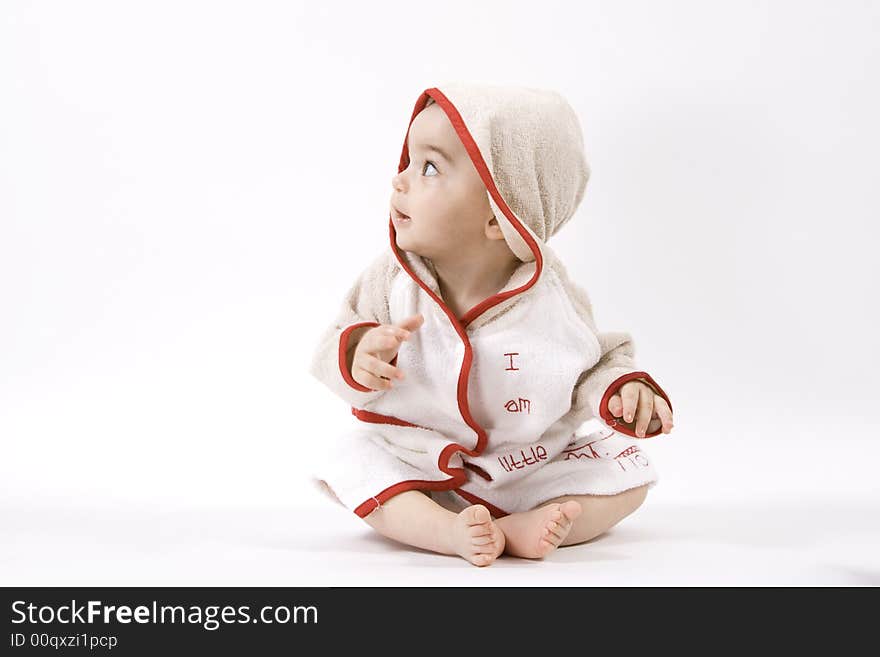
[{"left": 422, "top": 161, "right": 438, "bottom": 177}]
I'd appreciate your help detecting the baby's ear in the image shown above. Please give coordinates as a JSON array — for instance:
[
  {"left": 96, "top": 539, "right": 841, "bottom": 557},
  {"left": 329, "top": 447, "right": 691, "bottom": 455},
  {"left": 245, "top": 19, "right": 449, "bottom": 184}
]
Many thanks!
[{"left": 485, "top": 215, "right": 505, "bottom": 240}]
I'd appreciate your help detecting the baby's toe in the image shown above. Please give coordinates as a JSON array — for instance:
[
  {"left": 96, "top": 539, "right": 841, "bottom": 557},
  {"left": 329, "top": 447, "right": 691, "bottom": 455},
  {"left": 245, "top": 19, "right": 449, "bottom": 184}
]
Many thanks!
[
  {"left": 538, "top": 535, "right": 557, "bottom": 555},
  {"left": 471, "top": 534, "right": 495, "bottom": 546},
  {"left": 546, "top": 526, "right": 566, "bottom": 541},
  {"left": 473, "top": 541, "right": 498, "bottom": 554},
  {"left": 560, "top": 501, "right": 582, "bottom": 521},
  {"left": 468, "top": 524, "right": 492, "bottom": 538},
  {"left": 465, "top": 504, "right": 491, "bottom": 526},
  {"left": 472, "top": 553, "right": 493, "bottom": 567}
]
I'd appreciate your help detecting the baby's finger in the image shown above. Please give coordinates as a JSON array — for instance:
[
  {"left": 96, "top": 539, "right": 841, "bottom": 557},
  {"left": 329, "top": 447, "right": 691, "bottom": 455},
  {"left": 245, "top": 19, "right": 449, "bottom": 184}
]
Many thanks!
[
  {"left": 608, "top": 394, "right": 623, "bottom": 417},
  {"left": 653, "top": 396, "right": 674, "bottom": 433},
  {"left": 635, "top": 391, "right": 654, "bottom": 438},
  {"left": 621, "top": 384, "right": 639, "bottom": 423},
  {"left": 396, "top": 313, "right": 425, "bottom": 332},
  {"left": 362, "top": 331, "right": 402, "bottom": 354},
  {"left": 351, "top": 364, "right": 393, "bottom": 390},
  {"left": 382, "top": 325, "right": 411, "bottom": 341},
  {"left": 363, "top": 353, "right": 405, "bottom": 380}
]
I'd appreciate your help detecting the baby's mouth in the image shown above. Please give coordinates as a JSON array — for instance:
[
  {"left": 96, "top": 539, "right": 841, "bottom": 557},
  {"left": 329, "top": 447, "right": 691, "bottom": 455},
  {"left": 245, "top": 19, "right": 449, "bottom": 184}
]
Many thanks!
[{"left": 393, "top": 207, "right": 411, "bottom": 223}]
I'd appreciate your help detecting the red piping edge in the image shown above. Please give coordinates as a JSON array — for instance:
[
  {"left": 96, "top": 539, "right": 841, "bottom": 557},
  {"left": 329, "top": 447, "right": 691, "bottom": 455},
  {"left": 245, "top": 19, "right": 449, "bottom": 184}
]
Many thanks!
[
  {"left": 351, "top": 407, "right": 422, "bottom": 428},
  {"left": 350, "top": 409, "right": 511, "bottom": 519},
  {"left": 338, "top": 322, "right": 400, "bottom": 393},
  {"left": 599, "top": 371, "right": 673, "bottom": 439},
  {"left": 338, "top": 322, "right": 380, "bottom": 392},
  {"left": 391, "top": 87, "right": 545, "bottom": 333},
  {"left": 349, "top": 408, "right": 478, "bottom": 517},
  {"left": 462, "top": 461, "right": 493, "bottom": 482}
]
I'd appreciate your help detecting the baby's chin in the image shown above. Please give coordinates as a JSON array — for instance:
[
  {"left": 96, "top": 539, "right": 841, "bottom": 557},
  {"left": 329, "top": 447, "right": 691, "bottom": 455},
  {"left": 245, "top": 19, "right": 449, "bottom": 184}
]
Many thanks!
[
  {"left": 394, "top": 233, "right": 434, "bottom": 260},
  {"left": 395, "top": 234, "right": 424, "bottom": 256}
]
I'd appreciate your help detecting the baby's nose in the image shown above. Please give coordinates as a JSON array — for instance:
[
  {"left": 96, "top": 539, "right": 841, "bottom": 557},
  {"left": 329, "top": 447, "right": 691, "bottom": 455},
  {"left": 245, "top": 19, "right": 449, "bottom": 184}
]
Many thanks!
[{"left": 392, "top": 170, "right": 407, "bottom": 191}]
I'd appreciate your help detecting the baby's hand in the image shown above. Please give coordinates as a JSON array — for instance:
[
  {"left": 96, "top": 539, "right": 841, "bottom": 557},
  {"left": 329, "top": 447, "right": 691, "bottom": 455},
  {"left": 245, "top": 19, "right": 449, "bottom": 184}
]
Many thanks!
[
  {"left": 608, "top": 380, "right": 674, "bottom": 437},
  {"left": 351, "top": 313, "right": 424, "bottom": 391}
]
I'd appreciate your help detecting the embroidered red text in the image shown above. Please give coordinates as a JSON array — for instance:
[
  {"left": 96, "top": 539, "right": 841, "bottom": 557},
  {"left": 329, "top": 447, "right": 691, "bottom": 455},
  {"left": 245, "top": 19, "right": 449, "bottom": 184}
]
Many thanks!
[
  {"left": 498, "top": 445, "right": 547, "bottom": 472},
  {"left": 564, "top": 436, "right": 650, "bottom": 471},
  {"left": 504, "top": 398, "right": 531, "bottom": 413}
]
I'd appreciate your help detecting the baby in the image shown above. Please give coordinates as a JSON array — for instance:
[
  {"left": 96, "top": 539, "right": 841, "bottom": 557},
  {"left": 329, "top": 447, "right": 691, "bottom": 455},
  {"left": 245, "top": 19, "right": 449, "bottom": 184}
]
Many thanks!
[{"left": 309, "top": 83, "right": 674, "bottom": 566}]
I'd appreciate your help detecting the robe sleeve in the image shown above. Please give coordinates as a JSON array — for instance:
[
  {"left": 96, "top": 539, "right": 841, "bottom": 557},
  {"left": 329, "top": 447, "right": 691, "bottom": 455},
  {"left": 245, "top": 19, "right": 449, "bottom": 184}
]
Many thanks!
[
  {"left": 552, "top": 253, "right": 673, "bottom": 439},
  {"left": 308, "top": 251, "right": 400, "bottom": 408}
]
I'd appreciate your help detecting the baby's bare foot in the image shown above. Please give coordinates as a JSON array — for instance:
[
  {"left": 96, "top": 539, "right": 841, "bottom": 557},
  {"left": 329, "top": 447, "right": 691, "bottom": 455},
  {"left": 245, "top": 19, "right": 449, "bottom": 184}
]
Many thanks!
[
  {"left": 496, "top": 501, "right": 582, "bottom": 559},
  {"left": 450, "top": 504, "right": 505, "bottom": 567}
]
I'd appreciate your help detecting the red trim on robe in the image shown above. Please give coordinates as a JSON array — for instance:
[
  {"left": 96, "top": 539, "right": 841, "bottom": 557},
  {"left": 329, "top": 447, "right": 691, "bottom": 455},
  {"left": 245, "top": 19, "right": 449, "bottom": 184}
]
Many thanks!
[
  {"left": 338, "top": 322, "right": 380, "bottom": 392},
  {"left": 599, "top": 371, "right": 673, "bottom": 439},
  {"left": 338, "top": 323, "right": 401, "bottom": 393}
]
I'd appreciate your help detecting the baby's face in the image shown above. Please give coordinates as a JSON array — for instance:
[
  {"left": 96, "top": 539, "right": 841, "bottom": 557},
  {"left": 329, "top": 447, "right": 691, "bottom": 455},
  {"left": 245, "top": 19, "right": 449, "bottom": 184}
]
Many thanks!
[{"left": 390, "top": 102, "right": 494, "bottom": 261}]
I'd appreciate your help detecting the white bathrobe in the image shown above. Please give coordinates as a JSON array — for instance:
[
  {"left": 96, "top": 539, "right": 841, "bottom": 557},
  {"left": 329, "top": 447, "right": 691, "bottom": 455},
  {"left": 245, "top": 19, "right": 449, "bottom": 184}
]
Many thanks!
[{"left": 309, "top": 83, "right": 673, "bottom": 519}]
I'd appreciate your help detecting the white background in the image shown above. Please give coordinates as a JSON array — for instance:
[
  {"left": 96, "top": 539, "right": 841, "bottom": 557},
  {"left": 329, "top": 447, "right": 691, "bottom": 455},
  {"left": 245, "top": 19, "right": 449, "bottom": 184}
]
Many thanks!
[{"left": 2, "top": 0, "right": 878, "bottom": 585}]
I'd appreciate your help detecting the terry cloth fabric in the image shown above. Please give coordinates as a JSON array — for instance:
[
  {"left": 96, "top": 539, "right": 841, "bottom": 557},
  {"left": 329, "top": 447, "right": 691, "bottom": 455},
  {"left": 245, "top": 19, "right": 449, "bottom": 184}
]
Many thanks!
[
  {"left": 420, "top": 85, "right": 590, "bottom": 263},
  {"left": 308, "top": 82, "right": 673, "bottom": 519}
]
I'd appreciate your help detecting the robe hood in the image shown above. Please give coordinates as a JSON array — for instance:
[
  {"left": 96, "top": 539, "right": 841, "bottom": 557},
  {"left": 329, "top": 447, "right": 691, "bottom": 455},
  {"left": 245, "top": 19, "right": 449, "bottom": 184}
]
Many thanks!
[
  {"left": 388, "top": 83, "right": 591, "bottom": 328},
  {"left": 390, "top": 83, "right": 590, "bottom": 266}
]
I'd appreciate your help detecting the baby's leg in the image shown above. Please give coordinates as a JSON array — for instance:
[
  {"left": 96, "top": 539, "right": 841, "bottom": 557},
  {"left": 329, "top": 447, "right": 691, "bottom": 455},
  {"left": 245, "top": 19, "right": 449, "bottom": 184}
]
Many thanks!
[
  {"left": 362, "top": 490, "right": 505, "bottom": 567},
  {"left": 496, "top": 484, "right": 649, "bottom": 559}
]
